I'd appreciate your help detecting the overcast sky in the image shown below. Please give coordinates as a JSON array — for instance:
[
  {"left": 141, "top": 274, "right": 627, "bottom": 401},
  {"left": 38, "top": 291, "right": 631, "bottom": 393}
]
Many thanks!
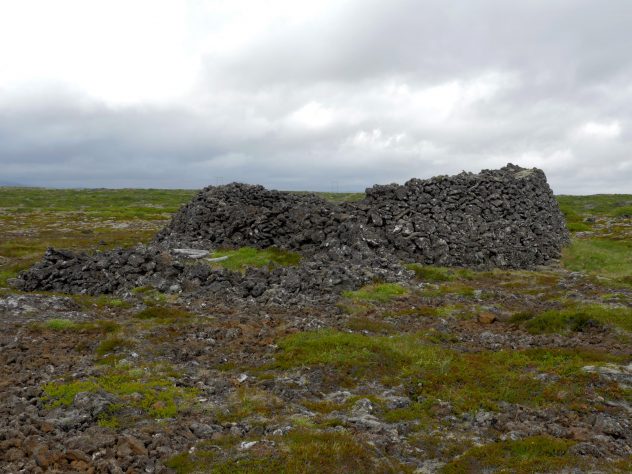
[{"left": 1, "top": 0, "right": 631, "bottom": 193}]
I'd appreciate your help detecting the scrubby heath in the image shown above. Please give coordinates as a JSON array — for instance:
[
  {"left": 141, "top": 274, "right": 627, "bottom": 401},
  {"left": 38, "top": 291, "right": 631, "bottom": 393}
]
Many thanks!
[{"left": 1, "top": 184, "right": 632, "bottom": 472}]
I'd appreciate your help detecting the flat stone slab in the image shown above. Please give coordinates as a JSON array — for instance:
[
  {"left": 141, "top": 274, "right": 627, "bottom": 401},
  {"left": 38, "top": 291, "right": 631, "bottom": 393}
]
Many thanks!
[
  {"left": 206, "top": 256, "right": 229, "bottom": 263},
  {"left": 172, "top": 248, "right": 209, "bottom": 259}
]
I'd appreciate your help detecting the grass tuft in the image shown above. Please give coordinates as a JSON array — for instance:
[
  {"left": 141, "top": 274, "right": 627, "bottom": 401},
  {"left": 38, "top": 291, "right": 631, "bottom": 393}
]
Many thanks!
[
  {"left": 134, "top": 305, "right": 193, "bottom": 321},
  {"left": 272, "top": 330, "right": 628, "bottom": 413},
  {"left": 563, "top": 238, "right": 632, "bottom": 287},
  {"left": 511, "top": 304, "right": 632, "bottom": 334},
  {"left": 215, "top": 386, "right": 285, "bottom": 423},
  {"left": 42, "top": 365, "right": 198, "bottom": 418},
  {"left": 342, "top": 283, "right": 408, "bottom": 303},
  {"left": 166, "top": 428, "right": 406, "bottom": 474},
  {"left": 95, "top": 336, "right": 133, "bottom": 357},
  {"left": 36, "top": 318, "right": 121, "bottom": 333},
  {"left": 406, "top": 264, "right": 476, "bottom": 282},
  {"left": 441, "top": 436, "right": 576, "bottom": 474},
  {"left": 45, "top": 319, "right": 80, "bottom": 330}
]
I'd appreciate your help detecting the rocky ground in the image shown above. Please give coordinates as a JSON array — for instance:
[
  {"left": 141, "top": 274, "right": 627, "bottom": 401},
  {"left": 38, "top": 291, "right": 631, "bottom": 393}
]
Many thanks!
[{"left": 0, "top": 188, "right": 631, "bottom": 473}]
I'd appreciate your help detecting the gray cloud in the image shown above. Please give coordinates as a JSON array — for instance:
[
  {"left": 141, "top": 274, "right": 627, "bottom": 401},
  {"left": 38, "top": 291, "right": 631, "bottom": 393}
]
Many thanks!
[{"left": 1, "top": 0, "right": 631, "bottom": 193}]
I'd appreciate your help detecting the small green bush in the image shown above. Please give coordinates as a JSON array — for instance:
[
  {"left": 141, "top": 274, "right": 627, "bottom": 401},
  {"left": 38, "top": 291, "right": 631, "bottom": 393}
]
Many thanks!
[
  {"left": 524, "top": 312, "right": 600, "bottom": 334},
  {"left": 45, "top": 319, "right": 79, "bottom": 330}
]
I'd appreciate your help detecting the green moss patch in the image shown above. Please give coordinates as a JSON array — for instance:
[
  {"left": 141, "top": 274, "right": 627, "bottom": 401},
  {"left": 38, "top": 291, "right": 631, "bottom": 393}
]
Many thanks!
[
  {"left": 419, "top": 281, "right": 476, "bottom": 298},
  {"left": 406, "top": 264, "right": 476, "bottom": 282},
  {"left": 272, "top": 330, "right": 627, "bottom": 413},
  {"left": 273, "top": 330, "right": 410, "bottom": 383},
  {"left": 130, "top": 286, "right": 170, "bottom": 305},
  {"left": 35, "top": 318, "right": 121, "bottom": 333},
  {"left": 73, "top": 294, "right": 132, "bottom": 310},
  {"left": 166, "top": 429, "right": 407, "bottom": 474},
  {"left": 42, "top": 365, "right": 197, "bottom": 419},
  {"left": 342, "top": 283, "right": 408, "bottom": 303},
  {"left": 134, "top": 305, "right": 193, "bottom": 322},
  {"left": 0, "top": 266, "right": 22, "bottom": 288},
  {"left": 557, "top": 200, "right": 592, "bottom": 233},
  {"left": 567, "top": 221, "right": 592, "bottom": 232},
  {"left": 95, "top": 336, "right": 134, "bottom": 357},
  {"left": 345, "top": 316, "right": 396, "bottom": 333},
  {"left": 210, "top": 246, "right": 301, "bottom": 272},
  {"left": 441, "top": 436, "right": 576, "bottom": 474},
  {"left": 511, "top": 304, "right": 632, "bottom": 334},
  {"left": 563, "top": 238, "right": 632, "bottom": 287},
  {"left": 215, "top": 387, "right": 285, "bottom": 423}
]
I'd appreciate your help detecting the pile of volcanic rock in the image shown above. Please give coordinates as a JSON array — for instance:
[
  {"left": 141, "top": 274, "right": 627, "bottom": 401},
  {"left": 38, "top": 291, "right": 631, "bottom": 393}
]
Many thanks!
[
  {"left": 14, "top": 246, "right": 402, "bottom": 305},
  {"left": 14, "top": 164, "right": 569, "bottom": 303}
]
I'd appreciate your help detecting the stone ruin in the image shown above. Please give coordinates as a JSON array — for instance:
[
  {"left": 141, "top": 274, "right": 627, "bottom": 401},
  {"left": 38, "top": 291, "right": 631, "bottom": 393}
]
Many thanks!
[{"left": 14, "top": 164, "right": 569, "bottom": 304}]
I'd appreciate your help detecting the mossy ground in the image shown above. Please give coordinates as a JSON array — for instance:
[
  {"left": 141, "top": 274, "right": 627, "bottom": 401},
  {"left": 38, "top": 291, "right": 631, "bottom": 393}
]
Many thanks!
[
  {"left": 33, "top": 318, "right": 121, "bottom": 334},
  {"left": 441, "top": 436, "right": 576, "bottom": 474},
  {"left": 2, "top": 189, "right": 631, "bottom": 472},
  {"left": 0, "top": 188, "right": 193, "bottom": 289},
  {"left": 406, "top": 263, "right": 476, "bottom": 282},
  {"left": 165, "top": 429, "right": 409, "bottom": 474},
  {"left": 342, "top": 282, "right": 408, "bottom": 303},
  {"left": 133, "top": 305, "right": 194, "bottom": 322},
  {"left": 42, "top": 364, "right": 198, "bottom": 419},
  {"left": 510, "top": 304, "right": 632, "bottom": 334},
  {"left": 209, "top": 246, "right": 301, "bottom": 272},
  {"left": 270, "top": 329, "right": 626, "bottom": 413},
  {"left": 563, "top": 238, "right": 632, "bottom": 287}
]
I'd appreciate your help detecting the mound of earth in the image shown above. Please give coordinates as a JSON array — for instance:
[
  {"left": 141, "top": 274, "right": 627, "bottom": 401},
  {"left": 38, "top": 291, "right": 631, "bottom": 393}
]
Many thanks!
[{"left": 14, "top": 164, "right": 568, "bottom": 300}]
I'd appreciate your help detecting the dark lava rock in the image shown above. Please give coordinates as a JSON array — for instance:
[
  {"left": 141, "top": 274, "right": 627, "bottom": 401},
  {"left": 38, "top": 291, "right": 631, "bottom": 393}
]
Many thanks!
[{"left": 156, "top": 163, "right": 568, "bottom": 268}]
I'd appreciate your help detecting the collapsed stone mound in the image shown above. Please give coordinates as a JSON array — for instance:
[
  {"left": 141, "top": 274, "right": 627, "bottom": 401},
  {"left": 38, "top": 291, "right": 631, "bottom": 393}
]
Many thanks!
[
  {"left": 16, "top": 247, "right": 401, "bottom": 304},
  {"left": 154, "top": 183, "right": 386, "bottom": 265},
  {"left": 15, "top": 164, "right": 569, "bottom": 301}
]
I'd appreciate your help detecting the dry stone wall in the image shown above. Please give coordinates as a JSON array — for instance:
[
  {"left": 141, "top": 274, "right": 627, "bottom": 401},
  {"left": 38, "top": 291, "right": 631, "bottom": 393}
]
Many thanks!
[
  {"left": 157, "top": 164, "right": 569, "bottom": 268},
  {"left": 355, "top": 164, "right": 569, "bottom": 267},
  {"left": 15, "top": 164, "right": 569, "bottom": 301}
]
